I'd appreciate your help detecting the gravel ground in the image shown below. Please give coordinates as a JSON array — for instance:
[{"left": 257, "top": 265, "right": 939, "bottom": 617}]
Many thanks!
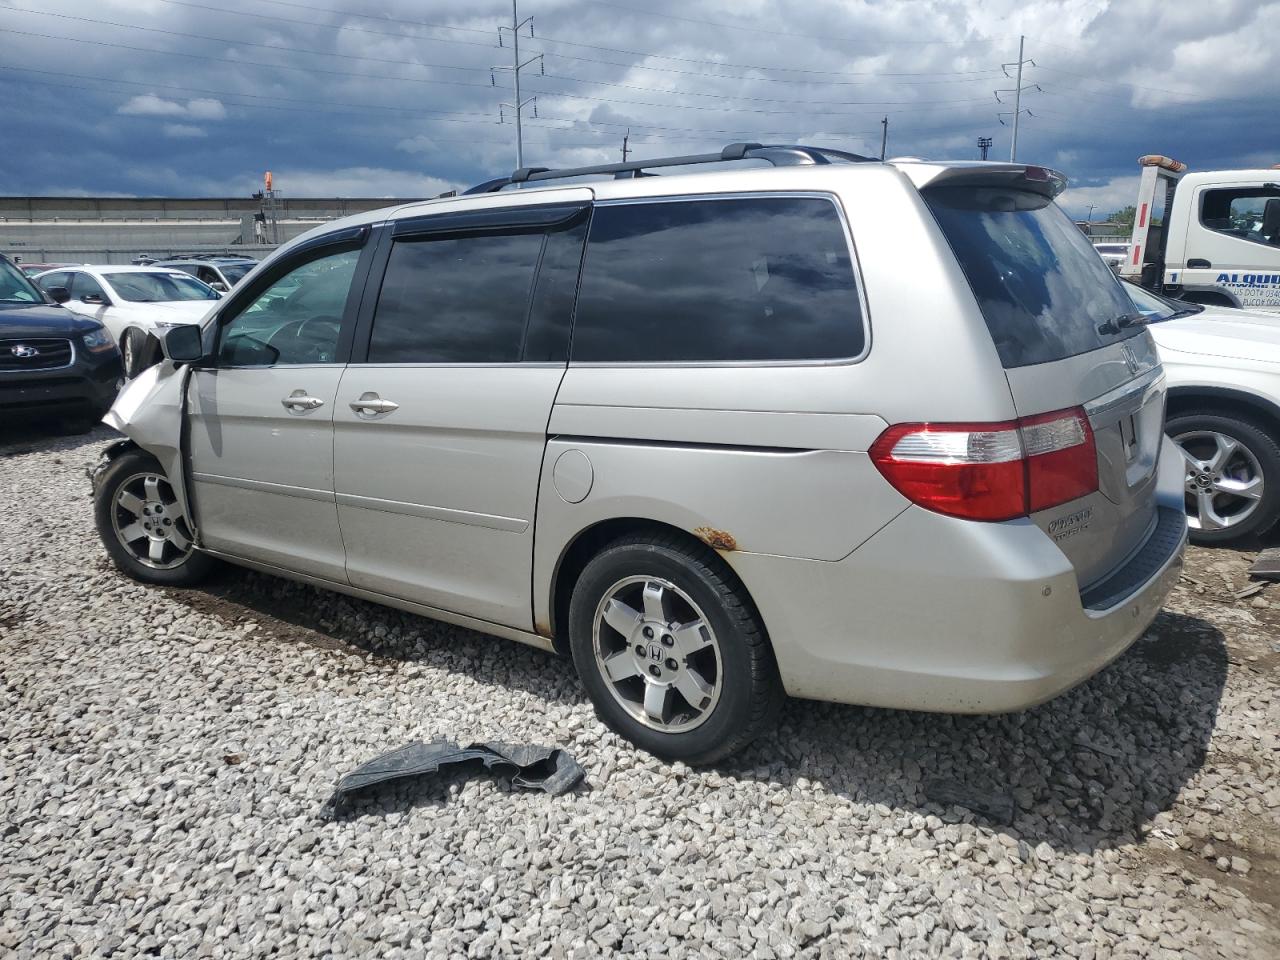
[{"left": 2, "top": 424, "right": 1278, "bottom": 959}]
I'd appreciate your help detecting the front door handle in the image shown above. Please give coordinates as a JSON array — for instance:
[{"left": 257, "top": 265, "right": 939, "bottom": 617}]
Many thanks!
[
  {"left": 349, "top": 392, "right": 400, "bottom": 417},
  {"left": 281, "top": 390, "right": 325, "bottom": 411},
  {"left": 1187, "top": 258, "right": 1212, "bottom": 269}
]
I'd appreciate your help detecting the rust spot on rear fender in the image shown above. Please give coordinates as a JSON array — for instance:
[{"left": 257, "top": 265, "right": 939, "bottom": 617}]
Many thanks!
[{"left": 693, "top": 526, "right": 738, "bottom": 552}]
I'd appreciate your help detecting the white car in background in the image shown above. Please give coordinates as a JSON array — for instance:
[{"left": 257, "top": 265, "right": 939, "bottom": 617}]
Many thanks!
[
  {"left": 1126, "top": 281, "right": 1280, "bottom": 544},
  {"left": 1093, "top": 242, "right": 1130, "bottom": 272},
  {"left": 33, "top": 265, "right": 221, "bottom": 377}
]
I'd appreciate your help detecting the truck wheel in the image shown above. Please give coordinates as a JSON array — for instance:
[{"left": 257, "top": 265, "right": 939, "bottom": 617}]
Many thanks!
[
  {"left": 94, "top": 449, "right": 216, "bottom": 585},
  {"left": 1168, "top": 410, "right": 1280, "bottom": 545},
  {"left": 567, "top": 532, "right": 783, "bottom": 764}
]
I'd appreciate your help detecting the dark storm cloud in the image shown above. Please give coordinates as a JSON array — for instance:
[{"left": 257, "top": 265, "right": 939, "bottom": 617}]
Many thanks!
[{"left": 0, "top": 0, "right": 1274, "bottom": 212}]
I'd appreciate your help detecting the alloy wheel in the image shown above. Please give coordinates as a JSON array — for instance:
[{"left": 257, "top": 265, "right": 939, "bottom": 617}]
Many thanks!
[
  {"left": 592, "top": 576, "right": 723, "bottom": 732},
  {"left": 1173, "top": 429, "right": 1265, "bottom": 531},
  {"left": 110, "top": 471, "right": 194, "bottom": 569}
]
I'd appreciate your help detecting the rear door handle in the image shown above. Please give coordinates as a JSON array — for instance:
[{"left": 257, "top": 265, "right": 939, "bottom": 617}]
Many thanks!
[
  {"left": 349, "top": 392, "right": 399, "bottom": 416},
  {"left": 281, "top": 391, "right": 325, "bottom": 411}
]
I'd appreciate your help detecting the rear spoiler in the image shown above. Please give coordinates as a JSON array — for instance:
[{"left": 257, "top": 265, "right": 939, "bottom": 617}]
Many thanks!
[{"left": 891, "top": 161, "right": 1068, "bottom": 199}]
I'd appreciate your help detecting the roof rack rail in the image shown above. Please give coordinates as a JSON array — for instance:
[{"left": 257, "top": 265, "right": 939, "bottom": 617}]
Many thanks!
[{"left": 461, "top": 142, "right": 877, "bottom": 195}]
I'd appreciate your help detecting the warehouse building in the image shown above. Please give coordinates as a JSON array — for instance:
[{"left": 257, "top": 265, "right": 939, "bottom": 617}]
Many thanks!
[{"left": 0, "top": 195, "right": 423, "bottom": 265}]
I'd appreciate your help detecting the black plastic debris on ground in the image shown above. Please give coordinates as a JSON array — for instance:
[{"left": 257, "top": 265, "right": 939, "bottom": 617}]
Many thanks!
[
  {"left": 325, "top": 740, "right": 585, "bottom": 816},
  {"left": 1249, "top": 547, "right": 1280, "bottom": 580}
]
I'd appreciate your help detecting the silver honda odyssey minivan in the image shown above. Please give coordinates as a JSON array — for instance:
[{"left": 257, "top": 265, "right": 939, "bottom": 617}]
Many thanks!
[{"left": 93, "top": 144, "right": 1187, "bottom": 763}]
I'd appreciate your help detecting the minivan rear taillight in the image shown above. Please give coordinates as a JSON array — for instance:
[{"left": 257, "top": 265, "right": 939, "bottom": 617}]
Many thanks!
[{"left": 869, "top": 407, "right": 1097, "bottom": 521}]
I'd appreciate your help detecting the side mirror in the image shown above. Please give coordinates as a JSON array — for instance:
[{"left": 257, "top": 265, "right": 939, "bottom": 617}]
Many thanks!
[
  {"left": 81, "top": 293, "right": 109, "bottom": 306},
  {"left": 210, "top": 281, "right": 229, "bottom": 293},
  {"left": 46, "top": 286, "right": 71, "bottom": 304},
  {"left": 162, "top": 324, "right": 205, "bottom": 364}
]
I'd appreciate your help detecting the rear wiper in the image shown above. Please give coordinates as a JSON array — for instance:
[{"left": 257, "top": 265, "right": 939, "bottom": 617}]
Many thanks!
[{"left": 1097, "top": 313, "right": 1145, "bottom": 335}]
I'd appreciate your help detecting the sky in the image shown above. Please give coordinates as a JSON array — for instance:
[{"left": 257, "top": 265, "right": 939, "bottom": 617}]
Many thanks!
[{"left": 0, "top": 0, "right": 1275, "bottom": 218}]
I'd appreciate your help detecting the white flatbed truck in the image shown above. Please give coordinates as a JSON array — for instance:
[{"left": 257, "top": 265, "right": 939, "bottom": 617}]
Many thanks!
[{"left": 1121, "top": 154, "right": 1280, "bottom": 312}]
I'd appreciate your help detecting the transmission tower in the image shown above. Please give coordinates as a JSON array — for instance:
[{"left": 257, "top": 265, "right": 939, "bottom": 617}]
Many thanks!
[
  {"left": 977, "top": 136, "right": 992, "bottom": 161},
  {"left": 995, "top": 36, "right": 1039, "bottom": 161},
  {"left": 492, "top": 0, "right": 543, "bottom": 170}
]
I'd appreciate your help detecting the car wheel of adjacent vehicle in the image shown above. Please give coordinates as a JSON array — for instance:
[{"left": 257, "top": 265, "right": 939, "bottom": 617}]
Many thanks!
[
  {"left": 1167, "top": 410, "right": 1280, "bottom": 545},
  {"left": 567, "top": 533, "right": 783, "bottom": 764},
  {"left": 93, "top": 450, "right": 216, "bottom": 585},
  {"left": 120, "top": 328, "right": 142, "bottom": 379}
]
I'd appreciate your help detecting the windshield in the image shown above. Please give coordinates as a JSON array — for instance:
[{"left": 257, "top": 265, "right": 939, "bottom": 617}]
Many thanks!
[
  {"left": 220, "top": 262, "right": 254, "bottom": 284},
  {"left": 104, "top": 272, "right": 220, "bottom": 303},
  {"left": 1124, "top": 281, "right": 1204, "bottom": 324},
  {"left": 925, "top": 187, "right": 1143, "bottom": 367},
  {"left": 0, "top": 258, "right": 43, "bottom": 303}
]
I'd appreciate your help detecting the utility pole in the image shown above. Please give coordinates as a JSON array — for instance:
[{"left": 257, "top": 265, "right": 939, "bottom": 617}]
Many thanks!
[
  {"left": 879, "top": 116, "right": 888, "bottom": 161},
  {"left": 977, "top": 136, "right": 992, "bottom": 161},
  {"left": 492, "top": 0, "right": 542, "bottom": 170},
  {"left": 996, "top": 35, "right": 1038, "bottom": 161},
  {"left": 621, "top": 129, "right": 630, "bottom": 162},
  {"left": 1086, "top": 203, "right": 1097, "bottom": 223}
]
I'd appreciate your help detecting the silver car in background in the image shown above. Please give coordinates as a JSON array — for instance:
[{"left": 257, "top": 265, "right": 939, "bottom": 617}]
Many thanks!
[{"left": 91, "top": 145, "right": 1186, "bottom": 763}]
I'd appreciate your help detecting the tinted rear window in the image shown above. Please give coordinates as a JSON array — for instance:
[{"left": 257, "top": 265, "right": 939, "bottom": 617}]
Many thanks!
[
  {"left": 572, "top": 196, "right": 864, "bottom": 362},
  {"left": 925, "top": 187, "right": 1141, "bottom": 368}
]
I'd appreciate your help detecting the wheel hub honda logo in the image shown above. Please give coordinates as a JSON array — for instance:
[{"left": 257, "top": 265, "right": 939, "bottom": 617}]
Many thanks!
[
  {"left": 10, "top": 344, "right": 38, "bottom": 358},
  {"left": 647, "top": 644, "right": 664, "bottom": 662}
]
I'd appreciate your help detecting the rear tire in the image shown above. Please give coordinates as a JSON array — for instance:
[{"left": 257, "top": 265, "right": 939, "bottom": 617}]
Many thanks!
[
  {"left": 94, "top": 449, "right": 216, "bottom": 585},
  {"left": 567, "top": 532, "right": 782, "bottom": 764},
  {"left": 1167, "top": 409, "right": 1280, "bottom": 545}
]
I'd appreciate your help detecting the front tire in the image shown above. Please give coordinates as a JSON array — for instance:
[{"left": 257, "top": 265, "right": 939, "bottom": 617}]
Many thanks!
[
  {"left": 94, "top": 450, "right": 216, "bottom": 585},
  {"left": 1167, "top": 409, "right": 1280, "bottom": 545},
  {"left": 568, "top": 533, "right": 782, "bottom": 764},
  {"left": 120, "top": 328, "right": 161, "bottom": 379}
]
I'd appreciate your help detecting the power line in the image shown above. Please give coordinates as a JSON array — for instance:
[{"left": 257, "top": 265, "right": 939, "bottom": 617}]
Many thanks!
[
  {"left": 0, "top": 62, "right": 884, "bottom": 146},
  {"left": 187, "top": 0, "right": 1011, "bottom": 81},
  {"left": 576, "top": 1, "right": 1007, "bottom": 46},
  {"left": 8, "top": 1, "right": 1011, "bottom": 88},
  {"left": 0, "top": 25, "right": 999, "bottom": 122},
  {"left": 0, "top": 8, "right": 1009, "bottom": 114},
  {"left": 0, "top": 5, "right": 496, "bottom": 71},
  {"left": 0, "top": 26, "right": 496, "bottom": 91}
]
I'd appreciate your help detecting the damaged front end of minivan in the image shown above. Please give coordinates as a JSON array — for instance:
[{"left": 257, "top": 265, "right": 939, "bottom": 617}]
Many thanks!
[{"left": 91, "top": 360, "right": 196, "bottom": 535}]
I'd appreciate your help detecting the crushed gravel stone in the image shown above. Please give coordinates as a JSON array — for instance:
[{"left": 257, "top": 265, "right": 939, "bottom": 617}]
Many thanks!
[{"left": 1, "top": 425, "right": 1277, "bottom": 959}]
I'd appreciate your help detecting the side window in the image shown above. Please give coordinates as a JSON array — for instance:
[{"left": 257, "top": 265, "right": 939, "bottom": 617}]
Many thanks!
[
  {"left": 217, "top": 248, "right": 360, "bottom": 366},
  {"left": 367, "top": 231, "right": 544, "bottom": 363},
  {"left": 1201, "top": 188, "right": 1280, "bottom": 247},
  {"left": 70, "top": 273, "right": 107, "bottom": 302},
  {"left": 38, "top": 271, "right": 71, "bottom": 292},
  {"left": 572, "top": 196, "right": 865, "bottom": 363},
  {"left": 197, "top": 267, "right": 219, "bottom": 284}
]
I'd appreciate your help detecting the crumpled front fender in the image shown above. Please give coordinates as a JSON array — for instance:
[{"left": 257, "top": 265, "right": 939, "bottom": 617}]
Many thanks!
[{"left": 102, "top": 362, "right": 194, "bottom": 527}]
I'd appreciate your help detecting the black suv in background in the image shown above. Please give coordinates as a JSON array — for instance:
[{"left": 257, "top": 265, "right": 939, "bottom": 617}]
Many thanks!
[{"left": 0, "top": 254, "right": 123, "bottom": 433}]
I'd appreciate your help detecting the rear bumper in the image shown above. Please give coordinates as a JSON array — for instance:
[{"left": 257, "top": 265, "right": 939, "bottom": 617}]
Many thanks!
[{"left": 730, "top": 437, "right": 1188, "bottom": 712}]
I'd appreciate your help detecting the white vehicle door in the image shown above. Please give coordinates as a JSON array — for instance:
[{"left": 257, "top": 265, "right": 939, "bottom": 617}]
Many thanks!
[
  {"left": 1183, "top": 183, "right": 1280, "bottom": 310},
  {"left": 332, "top": 203, "right": 588, "bottom": 629},
  {"left": 186, "top": 229, "right": 373, "bottom": 582},
  {"left": 69, "top": 272, "right": 116, "bottom": 333}
]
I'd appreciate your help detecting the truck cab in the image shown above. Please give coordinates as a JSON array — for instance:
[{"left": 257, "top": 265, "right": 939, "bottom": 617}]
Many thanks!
[{"left": 1122, "top": 156, "right": 1280, "bottom": 312}]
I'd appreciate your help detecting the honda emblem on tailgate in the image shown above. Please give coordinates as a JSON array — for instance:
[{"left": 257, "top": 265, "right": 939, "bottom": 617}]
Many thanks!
[
  {"left": 1120, "top": 342, "right": 1139, "bottom": 375},
  {"left": 10, "top": 345, "right": 38, "bottom": 358}
]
